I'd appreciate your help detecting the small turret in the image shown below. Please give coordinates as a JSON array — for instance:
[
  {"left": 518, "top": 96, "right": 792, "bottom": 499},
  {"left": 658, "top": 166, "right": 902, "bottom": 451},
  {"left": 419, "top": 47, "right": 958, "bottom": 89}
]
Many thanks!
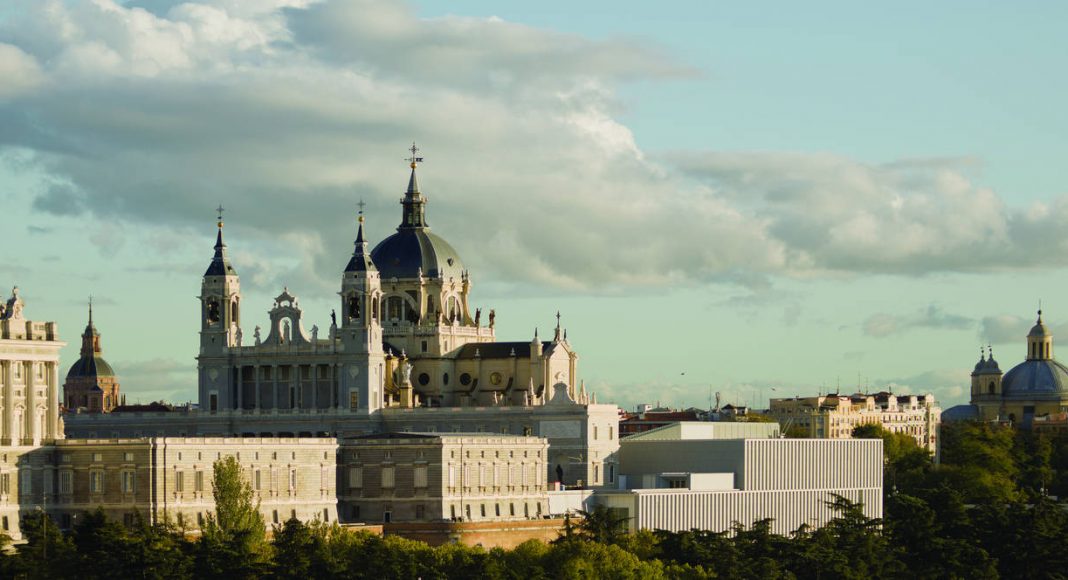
[{"left": 1027, "top": 309, "right": 1053, "bottom": 361}]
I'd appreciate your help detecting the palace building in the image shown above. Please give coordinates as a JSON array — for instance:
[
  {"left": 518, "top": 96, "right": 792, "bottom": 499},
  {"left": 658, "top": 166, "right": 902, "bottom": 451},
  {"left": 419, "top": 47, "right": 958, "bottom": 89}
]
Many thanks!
[
  {"left": 0, "top": 288, "right": 339, "bottom": 541},
  {"left": 66, "top": 149, "right": 621, "bottom": 490}
]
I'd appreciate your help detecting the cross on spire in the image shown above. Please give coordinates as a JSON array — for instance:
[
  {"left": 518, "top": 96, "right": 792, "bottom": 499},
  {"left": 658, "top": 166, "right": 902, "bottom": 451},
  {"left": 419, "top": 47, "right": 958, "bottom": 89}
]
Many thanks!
[
  {"left": 216, "top": 204, "right": 225, "bottom": 229},
  {"left": 407, "top": 142, "right": 424, "bottom": 168},
  {"left": 357, "top": 199, "right": 366, "bottom": 215}
]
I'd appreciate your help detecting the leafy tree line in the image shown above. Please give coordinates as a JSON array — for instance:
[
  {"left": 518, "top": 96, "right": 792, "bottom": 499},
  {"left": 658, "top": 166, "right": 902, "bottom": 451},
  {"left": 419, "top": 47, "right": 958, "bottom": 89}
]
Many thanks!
[{"left": 3, "top": 424, "right": 1068, "bottom": 579}]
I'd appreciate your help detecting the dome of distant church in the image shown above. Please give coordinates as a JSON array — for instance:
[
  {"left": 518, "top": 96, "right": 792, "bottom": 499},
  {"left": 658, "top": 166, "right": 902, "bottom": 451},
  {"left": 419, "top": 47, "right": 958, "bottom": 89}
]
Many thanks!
[
  {"left": 66, "top": 304, "right": 115, "bottom": 380},
  {"left": 369, "top": 157, "right": 466, "bottom": 281},
  {"left": 66, "top": 354, "right": 116, "bottom": 380},
  {"left": 1000, "top": 359, "right": 1068, "bottom": 398},
  {"left": 999, "top": 310, "right": 1068, "bottom": 399}
]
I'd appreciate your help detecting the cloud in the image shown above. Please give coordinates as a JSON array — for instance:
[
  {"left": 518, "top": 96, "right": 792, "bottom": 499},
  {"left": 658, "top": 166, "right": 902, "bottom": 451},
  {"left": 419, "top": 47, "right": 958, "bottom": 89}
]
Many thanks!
[
  {"left": 0, "top": 43, "right": 43, "bottom": 99},
  {"left": 877, "top": 369, "right": 969, "bottom": 406},
  {"left": 979, "top": 313, "right": 1068, "bottom": 345},
  {"left": 1, "top": 0, "right": 1067, "bottom": 296},
  {"left": 862, "top": 304, "right": 972, "bottom": 338}
]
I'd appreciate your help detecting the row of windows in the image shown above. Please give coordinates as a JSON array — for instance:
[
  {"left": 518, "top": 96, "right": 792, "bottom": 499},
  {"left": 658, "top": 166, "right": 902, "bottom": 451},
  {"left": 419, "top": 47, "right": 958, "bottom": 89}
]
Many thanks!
[
  {"left": 348, "top": 465, "right": 425, "bottom": 489},
  {"left": 448, "top": 501, "right": 543, "bottom": 521}
]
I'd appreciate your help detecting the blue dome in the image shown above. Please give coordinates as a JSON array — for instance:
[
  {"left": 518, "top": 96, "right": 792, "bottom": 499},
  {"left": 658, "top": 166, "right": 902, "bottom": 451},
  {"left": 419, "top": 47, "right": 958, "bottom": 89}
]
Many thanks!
[
  {"left": 1000, "top": 359, "right": 1068, "bottom": 398},
  {"left": 942, "top": 404, "right": 980, "bottom": 422},
  {"left": 371, "top": 229, "right": 465, "bottom": 280}
]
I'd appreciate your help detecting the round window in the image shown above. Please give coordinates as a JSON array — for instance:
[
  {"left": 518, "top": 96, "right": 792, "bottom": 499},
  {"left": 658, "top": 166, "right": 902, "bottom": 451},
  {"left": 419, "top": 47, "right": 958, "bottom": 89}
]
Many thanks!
[
  {"left": 418, "top": 373, "right": 430, "bottom": 386},
  {"left": 460, "top": 373, "right": 472, "bottom": 386},
  {"left": 490, "top": 372, "right": 503, "bottom": 385}
]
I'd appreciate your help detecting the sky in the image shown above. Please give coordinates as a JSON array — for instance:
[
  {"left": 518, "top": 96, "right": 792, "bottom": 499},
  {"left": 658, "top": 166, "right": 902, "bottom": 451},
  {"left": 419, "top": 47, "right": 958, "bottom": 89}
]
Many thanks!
[{"left": 2, "top": 0, "right": 1067, "bottom": 411}]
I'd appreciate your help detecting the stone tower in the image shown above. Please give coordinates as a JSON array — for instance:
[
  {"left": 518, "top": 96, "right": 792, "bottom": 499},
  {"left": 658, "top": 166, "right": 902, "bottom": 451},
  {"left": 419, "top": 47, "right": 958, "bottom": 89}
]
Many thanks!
[
  {"left": 338, "top": 210, "right": 386, "bottom": 413},
  {"left": 197, "top": 208, "right": 242, "bottom": 412}
]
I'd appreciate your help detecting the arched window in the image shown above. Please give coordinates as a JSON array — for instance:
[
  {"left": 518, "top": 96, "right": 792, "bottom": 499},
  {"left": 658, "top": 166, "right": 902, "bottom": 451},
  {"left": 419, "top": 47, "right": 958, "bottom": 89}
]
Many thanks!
[
  {"left": 206, "top": 299, "right": 220, "bottom": 325},
  {"left": 988, "top": 382, "right": 995, "bottom": 395},
  {"left": 372, "top": 296, "right": 379, "bottom": 320},
  {"left": 386, "top": 297, "right": 403, "bottom": 321},
  {"left": 232, "top": 298, "right": 240, "bottom": 325},
  {"left": 348, "top": 294, "right": 360, "bottom": 319}
]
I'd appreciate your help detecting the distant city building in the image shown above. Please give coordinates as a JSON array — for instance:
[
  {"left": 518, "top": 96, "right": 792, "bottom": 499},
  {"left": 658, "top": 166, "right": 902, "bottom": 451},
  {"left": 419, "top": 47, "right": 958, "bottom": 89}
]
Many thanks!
[
  {"left": 766, "top": 391, "right": 940, "bottom": 452},
  {"left": 595, "top": 422, "right": 883, "bottom": 535},
  {"left": 945, "top": 310, "right": 1068, "bottom": 428},
  {"left": 63, "top": 302, "right": 120, "bottom": 413},
  {"left": 618, "top": 405, "right": 710, "bottom": 438}
]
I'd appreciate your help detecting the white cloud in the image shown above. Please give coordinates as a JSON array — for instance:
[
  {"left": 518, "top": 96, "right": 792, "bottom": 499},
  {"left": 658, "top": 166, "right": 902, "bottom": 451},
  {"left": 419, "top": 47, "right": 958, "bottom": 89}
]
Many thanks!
[
  {"left": 862, "top": 304, "right": 973, "bottom": 338},
  {"left": 878, "top": 369, "right": 969, "bottom": 406},
  {"left": 1, "top": 0, "right": 1066, "bottom": 298},
  {"left": 0, "top": 43, "right": 43, "bottom": 98}
]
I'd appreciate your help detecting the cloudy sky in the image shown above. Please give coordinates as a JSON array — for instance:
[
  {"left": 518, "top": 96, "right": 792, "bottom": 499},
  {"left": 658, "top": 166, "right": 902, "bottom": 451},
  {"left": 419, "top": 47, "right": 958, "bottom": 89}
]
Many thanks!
[{"left": 2, "top": 0, "right": 1067, "bottom": 411}]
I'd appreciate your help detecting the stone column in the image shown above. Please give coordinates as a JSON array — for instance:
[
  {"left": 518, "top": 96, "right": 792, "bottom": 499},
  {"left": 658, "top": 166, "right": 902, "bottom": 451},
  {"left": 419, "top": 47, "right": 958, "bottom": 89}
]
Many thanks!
[
  {"left": 272, "top": 365, "right": 279, "bottom": 411},
  {"left": 291, "top": 364, "right": 299, "bottom": 410},
  {"left": 2, "top": 361, "right": 12, "bottom": 443},
  {"left": 254, "top": 365, "right": 261, "bottom": 411},
  {"left": 236, "top": 366, "right": 244, "bottom": 411},
  {"left": 312, "top": 364, "right": 318, "bottom": 410},
  {"left": 335, "top": 364, "right": 342, "bottom": 410},
  {"left": 48, "top": 362, "right": 59, "bottom": 440},
  {"left": 25, "top": 361, "right": 36, "bottom": 444}
]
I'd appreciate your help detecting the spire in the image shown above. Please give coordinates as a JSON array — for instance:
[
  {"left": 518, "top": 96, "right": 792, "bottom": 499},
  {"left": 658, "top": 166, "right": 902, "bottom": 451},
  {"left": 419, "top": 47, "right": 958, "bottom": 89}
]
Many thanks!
[
  {"left": 345, "top": 200, "right": 377, "bottom": 273},
  {"left": 80, "top": 298, "right": 101, "bottom": 357},
  {"left": 554, "top": 311, "right": 562, "bottom": 342},
  {"left": 205, "top": 204, "right": 237, "bottom": 277},
  {"left": 398, "top": 142, "right": 428, "bottom": 230}
]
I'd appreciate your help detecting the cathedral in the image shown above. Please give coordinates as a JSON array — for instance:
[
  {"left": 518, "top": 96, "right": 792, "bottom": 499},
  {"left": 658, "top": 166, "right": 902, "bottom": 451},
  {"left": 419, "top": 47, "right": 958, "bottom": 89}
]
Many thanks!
[
  {"left": 196, "top": 151, "right": 579, "bottom": 414},
  {"left": 66, "top": 149, "right": 620, "bottom": 488},
  {"left": 945, "top": 309, "right": 1068, "bottom": 427}
]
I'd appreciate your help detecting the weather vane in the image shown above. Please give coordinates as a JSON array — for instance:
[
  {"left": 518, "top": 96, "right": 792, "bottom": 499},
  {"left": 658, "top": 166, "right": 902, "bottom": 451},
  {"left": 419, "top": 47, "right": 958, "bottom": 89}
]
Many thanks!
[{"left": 407, "top": 142, "right": 424, "bottom": 168}]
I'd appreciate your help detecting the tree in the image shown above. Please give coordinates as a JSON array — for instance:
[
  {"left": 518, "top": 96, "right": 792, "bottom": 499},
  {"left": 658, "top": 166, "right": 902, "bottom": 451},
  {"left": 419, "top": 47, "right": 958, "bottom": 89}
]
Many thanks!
[
  {"left": 270, "top": 518, "right": 317, "bottom": 580},
  {"left": 852, "top": 423, "right": 933, "bottom": 493},
  {"left": 938, "top": 421, "right": 1021, "bottom": 503},
  {"left": 14, "top": 510, "right": 75, "bottom": 579},
  {"left": 196, "top": 455, "right": 269, "bottom": 579},
  {"left": 791, "top": 494, "right": 905, "bottom": 580},
  {"left": 574, "top": 506, "right": 630, "bottom": 544}
]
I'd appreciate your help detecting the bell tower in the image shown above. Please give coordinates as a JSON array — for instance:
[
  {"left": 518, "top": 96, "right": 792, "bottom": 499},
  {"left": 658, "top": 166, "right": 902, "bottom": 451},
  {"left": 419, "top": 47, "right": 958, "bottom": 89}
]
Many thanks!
[
  {"left": 339, "top": 206, "right": 385, "bottom": 413},
  {"left": 1027, "top": 309, "right": 1053, "bottom": 361},
  {"left": 197, "top": 206, "right": 242, "bottom": 412}
]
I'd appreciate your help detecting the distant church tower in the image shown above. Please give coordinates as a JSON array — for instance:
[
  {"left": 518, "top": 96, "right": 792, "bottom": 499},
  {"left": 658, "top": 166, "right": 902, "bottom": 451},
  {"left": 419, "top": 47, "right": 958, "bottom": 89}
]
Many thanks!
[
  {"left": 339, "top": 209, "right": 386, "bottom": 413},
  {"left": 197, "top": 207, "right": 242, "bottom": 412},
  {"left": 63, "top": 300, "right": 120, "bottom": 413}
]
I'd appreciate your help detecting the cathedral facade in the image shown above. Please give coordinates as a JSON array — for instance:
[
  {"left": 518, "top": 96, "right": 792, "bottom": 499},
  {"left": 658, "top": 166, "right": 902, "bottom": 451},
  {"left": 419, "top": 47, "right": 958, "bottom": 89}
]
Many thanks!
[{"left": 67, "top": 154, "right": 620, "bottom": 488}]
